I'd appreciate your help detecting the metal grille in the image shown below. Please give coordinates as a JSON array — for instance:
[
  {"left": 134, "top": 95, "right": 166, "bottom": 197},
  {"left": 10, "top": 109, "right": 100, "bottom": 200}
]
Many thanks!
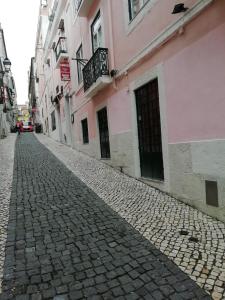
[
  {"left": 135, "top": 78, "right": 164, "bottom": 180},
  {"left": 83, "top": 48, "right": 109, "bottom": 92},
  {"left": 205, "top": 180, "right": 219, "bottom": 207},
  {"left": 97, "top": 107, "right": 110, "bottom": 159}
]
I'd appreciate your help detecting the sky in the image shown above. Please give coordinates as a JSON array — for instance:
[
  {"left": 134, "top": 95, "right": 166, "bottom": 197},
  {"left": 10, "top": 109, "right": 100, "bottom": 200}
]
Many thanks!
[{"left": 0, "top": 0, "right": 40, "bottom": 104}]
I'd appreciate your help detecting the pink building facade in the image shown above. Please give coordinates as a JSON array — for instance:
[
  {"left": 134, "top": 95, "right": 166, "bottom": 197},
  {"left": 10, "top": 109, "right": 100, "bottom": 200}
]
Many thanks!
[{"left": 35, "top": 0, "right": 225, "bottom": 221}]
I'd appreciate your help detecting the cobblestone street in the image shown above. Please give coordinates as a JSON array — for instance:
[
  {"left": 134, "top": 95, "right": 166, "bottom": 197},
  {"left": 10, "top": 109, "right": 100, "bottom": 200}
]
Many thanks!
[
  {"left": 0, "top": 133, "right": 212, "bottom": 300},
  {"left": 35, "top": 134, "right": 225, "bottom": 300}
]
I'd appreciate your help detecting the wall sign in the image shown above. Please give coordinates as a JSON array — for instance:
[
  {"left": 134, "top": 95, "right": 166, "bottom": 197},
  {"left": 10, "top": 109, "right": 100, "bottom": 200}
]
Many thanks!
[{"left": 60, "top": 60, "right": 71, "bottom": 81}]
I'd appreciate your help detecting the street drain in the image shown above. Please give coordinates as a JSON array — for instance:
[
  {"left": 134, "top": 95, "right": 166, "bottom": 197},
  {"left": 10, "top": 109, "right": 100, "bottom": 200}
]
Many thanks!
[
  {"left": 179, "top": 230, "right": 189, "bottom": 236},
  {"left": 188, "top": 236, "right": 199, "bottom": 243}
]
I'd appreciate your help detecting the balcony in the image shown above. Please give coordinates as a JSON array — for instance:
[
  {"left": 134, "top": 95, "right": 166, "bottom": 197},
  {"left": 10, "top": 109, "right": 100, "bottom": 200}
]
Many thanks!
[
  {"left": 83, "top": 48, "right": 112, "bottom": 98},
  {"left": 76, "top": 0, "right": 94, "bottom": 17},
  {"left": 55, "top": 37, "right": 69, "bottom": 68}
]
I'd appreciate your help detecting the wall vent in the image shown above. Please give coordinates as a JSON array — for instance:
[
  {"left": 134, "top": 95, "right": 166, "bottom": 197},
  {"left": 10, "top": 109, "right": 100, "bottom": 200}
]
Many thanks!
[{"left": 205, "top": 180, "right": 218, "bottom": 207}]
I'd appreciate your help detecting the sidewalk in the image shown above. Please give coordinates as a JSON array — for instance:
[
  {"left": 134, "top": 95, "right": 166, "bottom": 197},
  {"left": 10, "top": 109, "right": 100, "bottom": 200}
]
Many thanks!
[
  {"left": 36, "top": 133, "right": 225, "bottom": 300},
  {"left": 0, "top": 134, "right": 16, "bottom": 292}
]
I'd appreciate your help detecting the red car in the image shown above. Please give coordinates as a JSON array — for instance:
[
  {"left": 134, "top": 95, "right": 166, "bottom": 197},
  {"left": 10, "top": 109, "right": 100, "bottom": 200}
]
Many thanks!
[{"left": 22, "top": 121, "right": 34, "bottom": 132}]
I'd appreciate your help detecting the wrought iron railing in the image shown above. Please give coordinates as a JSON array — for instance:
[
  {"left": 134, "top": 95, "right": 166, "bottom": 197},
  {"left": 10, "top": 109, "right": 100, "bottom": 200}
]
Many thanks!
[
  {"left": 55, "top": 37, "right": 67, "bottom": 62},
  {"left": 83, "top": 48, "right": 109, "bottom": 92}
]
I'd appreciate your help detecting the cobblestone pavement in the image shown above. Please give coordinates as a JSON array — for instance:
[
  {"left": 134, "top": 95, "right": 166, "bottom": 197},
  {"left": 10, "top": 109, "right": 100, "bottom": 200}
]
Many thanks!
[
  {"left": 0, "top": 134, "right": 16, "bottom": 293},
  {"left": 36, "top": 134, "right": 225, "bottom": 300},
  {"left": 0, "top": 134, "right": 211, "bottom": 300}
]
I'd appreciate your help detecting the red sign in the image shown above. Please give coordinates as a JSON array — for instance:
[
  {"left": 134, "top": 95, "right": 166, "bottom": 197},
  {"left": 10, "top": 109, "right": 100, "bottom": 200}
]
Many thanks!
[{"left": 60, "top": 60, "right": 71, "bottom": 81}]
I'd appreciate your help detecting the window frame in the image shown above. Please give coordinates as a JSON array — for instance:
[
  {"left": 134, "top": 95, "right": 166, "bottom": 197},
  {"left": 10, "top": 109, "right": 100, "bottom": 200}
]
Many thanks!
[
  {"left": 128, "top": 0, "right": 150, "bottom": 21},
  {"left": 74, "top": 0, "right": 82, "bottom": 12},
  {"left": 76, "top": 44, "right": 83, "bottom": 84},
  {"left": 81, "top": 118, "right": 89, "bottom": 144},
  {"left": 91, "top": 10, "right": 102, "bottom": 53}
]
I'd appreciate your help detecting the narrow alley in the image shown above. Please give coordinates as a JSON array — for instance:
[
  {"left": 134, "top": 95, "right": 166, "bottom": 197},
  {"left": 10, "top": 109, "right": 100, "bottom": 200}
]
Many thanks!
[
  {"left": 0, "top": 0, "right": 225, "bottom": 299},
  {"left": 0, "top": 133, "right": 223, "bottom": 299}
]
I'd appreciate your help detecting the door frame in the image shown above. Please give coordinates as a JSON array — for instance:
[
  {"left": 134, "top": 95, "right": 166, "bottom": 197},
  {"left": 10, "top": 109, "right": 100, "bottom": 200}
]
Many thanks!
[
  {"left": 129, "top": 64, "right": 170, "bottom": 191},
  {"left": 64, "top": 94, "right": 72, "bottom": 146},
  {"left": 95, "top": 102, "right": 111, "bottom": 160}
]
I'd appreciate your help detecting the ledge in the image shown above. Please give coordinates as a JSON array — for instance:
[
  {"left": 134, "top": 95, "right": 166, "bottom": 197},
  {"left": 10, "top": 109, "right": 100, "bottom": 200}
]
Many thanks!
[{"left": 84, "top": 75, "right": 112, "bottom": 98}]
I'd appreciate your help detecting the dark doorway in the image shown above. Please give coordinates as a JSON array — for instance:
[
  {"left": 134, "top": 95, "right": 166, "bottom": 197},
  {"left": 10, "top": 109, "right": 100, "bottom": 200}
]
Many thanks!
[
  {"left": 97, "top": 107, "right": 110, "bottom": 159},
  {"left": 135, "top": 78, "right": 164, "bottom": 180}
]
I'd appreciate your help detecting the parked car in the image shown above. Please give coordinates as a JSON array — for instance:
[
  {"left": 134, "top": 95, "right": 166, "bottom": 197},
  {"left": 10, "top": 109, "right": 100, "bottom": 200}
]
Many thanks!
[{"left": 23, "top": 121, "right": 33, "bottom": 132}]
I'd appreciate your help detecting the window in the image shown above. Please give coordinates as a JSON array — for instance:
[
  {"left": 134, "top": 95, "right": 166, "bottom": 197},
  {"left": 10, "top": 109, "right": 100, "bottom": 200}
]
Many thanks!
[
  {"left": 51, "top": 111, "right": 56, "bottom": 131},
  {"left": 76, "top": 44, "right": 83, "bottom": 84},
  {"left": 128, "top": 0, "right": 149, "bottom": 21},
  {"left": 91, "top": 11, "right": 103, "bottom": 53},
  {"left": 74, "top": 0, "right": 82, "bottom": 12},
  {"left": 41, "top": 0, "right": 47, "bottom": 7},
  {"left": 81, "top": 118, "right": 89, "bottom": 144},
  {"left": 23, "top": 121, "right": 32, "bottom": 126}
]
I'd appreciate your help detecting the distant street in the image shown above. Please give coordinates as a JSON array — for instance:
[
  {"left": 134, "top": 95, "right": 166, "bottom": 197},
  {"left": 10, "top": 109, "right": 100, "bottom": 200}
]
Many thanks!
[{"left": 0, "top": 133, "right": 213, "bottom": 300}]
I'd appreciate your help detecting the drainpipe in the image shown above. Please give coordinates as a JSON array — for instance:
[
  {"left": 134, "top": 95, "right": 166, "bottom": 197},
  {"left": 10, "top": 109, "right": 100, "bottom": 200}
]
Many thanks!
[{"left": 107, "top": 0, "right": 117, "bottom": 90}]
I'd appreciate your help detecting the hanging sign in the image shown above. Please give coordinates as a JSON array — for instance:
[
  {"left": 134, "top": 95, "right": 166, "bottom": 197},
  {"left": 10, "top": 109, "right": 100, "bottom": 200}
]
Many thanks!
[{"left": 60, "top": 60, "right": 71, "bottom": 81}]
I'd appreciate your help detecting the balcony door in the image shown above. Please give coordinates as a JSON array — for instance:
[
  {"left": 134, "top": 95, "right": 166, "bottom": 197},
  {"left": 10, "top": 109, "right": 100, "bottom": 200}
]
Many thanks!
[
  {"left": 135, "top": 78, "right": 164, "bottom": 180},
  {"left": 91, "top": 11, "right": 103, "bottom": 53},
  {"left": 97, "top": 107, "right": 110, "bottom": 159}
]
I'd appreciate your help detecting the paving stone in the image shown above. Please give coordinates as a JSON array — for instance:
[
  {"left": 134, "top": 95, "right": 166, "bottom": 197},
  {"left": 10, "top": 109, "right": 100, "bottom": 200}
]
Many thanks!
[
  {"left": 34, "top": 133, "right": 225, "bottom": 299},
  {"left": 0, "top": 134, "right": 214, "bottom": 299},
  {"left": 31, "top": 294, "right": 42, "bottom": 300}
]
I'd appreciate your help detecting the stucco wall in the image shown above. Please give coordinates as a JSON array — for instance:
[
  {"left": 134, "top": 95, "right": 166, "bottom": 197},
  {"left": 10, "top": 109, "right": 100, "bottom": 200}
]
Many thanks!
[
  {"left": 164, "top": 22, "right": 225, "bottom": 143},
  {"left": 169, "top": 139, "right": 225, "bottom": 222}
]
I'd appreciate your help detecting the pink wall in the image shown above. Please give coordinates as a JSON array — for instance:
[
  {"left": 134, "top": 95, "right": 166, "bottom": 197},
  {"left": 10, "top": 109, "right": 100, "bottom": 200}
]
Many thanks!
[
  {"left": 165, "top": 22, "right": 225, "bottom": 143},
  {"left": 111, "top": 0, "right": 197, "bottom": 69},
  {"left": 74, "top": 87, "right": 132, "bottom": 141},
  {"left": 74, "top": 101, "right": 96, "bottom": 142},
  {"left": 66, "top": 0, "right": 225, "bottom": 145},
  {"left": 108, "top": 88, "right": 131, "bottom": 135}
]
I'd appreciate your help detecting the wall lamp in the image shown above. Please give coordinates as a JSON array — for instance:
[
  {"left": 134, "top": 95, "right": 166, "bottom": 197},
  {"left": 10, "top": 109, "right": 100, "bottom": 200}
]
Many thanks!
[
  {"left": 172, "top": 3, "right": 188, "bottom": 14},
  {"left": 110, "top": 69, "right": 118, "bottom": 78},
  {"left": 0, "top": 57, "right": 12, "bottom": 77},
  {"left": 3, "top": 57, "right": 11, "bottom": 72}
]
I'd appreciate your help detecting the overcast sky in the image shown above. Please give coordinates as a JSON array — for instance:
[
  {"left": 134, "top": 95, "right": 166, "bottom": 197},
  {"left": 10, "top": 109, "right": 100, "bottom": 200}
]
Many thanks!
[{"left": 0, "top": 0, "right": 40, "bottom": 104}]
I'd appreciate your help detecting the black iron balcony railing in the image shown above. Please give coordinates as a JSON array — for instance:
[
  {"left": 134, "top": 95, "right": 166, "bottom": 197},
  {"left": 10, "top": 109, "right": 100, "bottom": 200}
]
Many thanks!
[
  {"left": 83, "top": 48, "right": 109, "bottom": 92},
  {"left": 55, "top": 37, "right": 67, "bottom": 62}
]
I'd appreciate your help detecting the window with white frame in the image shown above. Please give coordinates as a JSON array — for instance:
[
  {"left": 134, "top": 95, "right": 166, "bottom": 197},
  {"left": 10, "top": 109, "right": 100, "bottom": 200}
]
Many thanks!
[
  {"left": 128, "top": 0, "right": 150, "bottom": 21},
  {"left": 76, "top": 44, "right": 83, "bottom": 84},
  {"left": 91, "top": 11, "right": 103, "bottom": 53},
  {"left": 74, "top": 0, "right": 82, "bottom": 12},
  {"left": 41, "top": 0, "right": 47, "bottom": 7}
]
